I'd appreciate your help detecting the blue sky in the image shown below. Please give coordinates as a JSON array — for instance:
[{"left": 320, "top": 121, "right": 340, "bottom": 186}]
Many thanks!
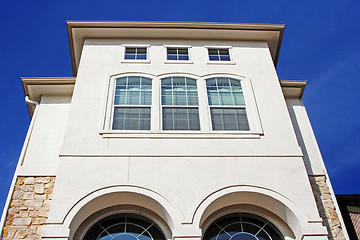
[{"left": 0, "top": 0, "right": 359, "bottom": 217}]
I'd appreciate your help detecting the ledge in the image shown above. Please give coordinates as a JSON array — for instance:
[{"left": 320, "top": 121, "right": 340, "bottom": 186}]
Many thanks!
[
  {"left": 280, "top": 80, "right": 306, "bottom": 99},
  {"left": 22, "top": 77, "right": 76, "bottom": 117}
]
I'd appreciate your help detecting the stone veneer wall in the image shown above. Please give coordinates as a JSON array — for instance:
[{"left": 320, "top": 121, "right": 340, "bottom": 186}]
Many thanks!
[
  {"left": 309, "top": 176, "right": 345, "bottom": 240},
  {"left": 2, "top": 176, "right": 55, "bottom": 240}
]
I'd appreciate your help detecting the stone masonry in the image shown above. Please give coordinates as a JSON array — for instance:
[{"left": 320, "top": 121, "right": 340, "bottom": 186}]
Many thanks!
[
  {"left": 2, "top": 176, "right": 55, "bottom": 240},
  {"left": 309, "top": 176, "right": 345, "bottom": 240}
]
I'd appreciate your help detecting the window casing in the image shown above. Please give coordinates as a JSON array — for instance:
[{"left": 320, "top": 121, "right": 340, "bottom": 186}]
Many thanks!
[
  {"left": 203, "top": 213, "right": 284, "bottom": 240},
  {"left": 112, "top": 76, "right": 152, "bottom": 130},
  {"left": 161, "top": 77, "right": 200, "bottom": 130},
  {"left": 206, "top": 77, "right": 249, "bottom": 131},
  {"left": 83, "top": 213, "right": 166, "bottom": 240},
  {"left": 124, "top": 47, "right": 147, "bottom": 60},
  {"left": 167, "top": 47, "right": 189, "bottom": 61},
  {"left": 103, "top": 74, "right": 262, "bottom": 137},
  {"left": 208, "top": 48, "right": 231, "bottom": 61}
]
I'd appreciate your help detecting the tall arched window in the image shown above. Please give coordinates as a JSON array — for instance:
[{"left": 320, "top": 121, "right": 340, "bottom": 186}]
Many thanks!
[
  {"left": 203, "top": 213, "right": 283, "bottom": 240},
  {"left": 112, "top": 76, "right": 152, "bottom": 130},
  {"left": 206, "top": 77, "right": 249, "bottom": 131},
  {"left": 83, "top": 213, "right": 166, "bottom": 240},
  {"left": 161, "top": 76, "right": 200, "bottom": 130}
]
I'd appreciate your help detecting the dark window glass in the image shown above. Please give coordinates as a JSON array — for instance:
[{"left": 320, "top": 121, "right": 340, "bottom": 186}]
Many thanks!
[
  {"left": 208, "top": 48, "right": 230, "bottom": 61},
  {"left": 83, "top": 214, "right": 166, "bottom": 240},
  {"left": 125, "top": 47, "right": 147, "bottom": 60},
  {"left": 167, "top": 48, "right": 189, "bottom": 60},
  {"left": 203, "top": 213, "right": 284, "bottom": 240}
]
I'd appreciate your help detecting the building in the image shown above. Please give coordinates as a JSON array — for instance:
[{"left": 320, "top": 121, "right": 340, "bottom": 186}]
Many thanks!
[
  {"left": 336, "top": 194, "right": 360, "bottom": 239},
  {"left": 0, "top": 21, "right": 349, "bottom": 240}
]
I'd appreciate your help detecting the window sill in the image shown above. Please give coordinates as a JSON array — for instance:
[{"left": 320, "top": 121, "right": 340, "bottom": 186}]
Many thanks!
[
  {"left": 207, "top": 61, "right": 236, "bottom": 65},
  {"left": 164, "top": 60, "right": 194, "bottom": 64},
  {"left": 121, "top": 60, "right": 151, "bottom": 64},
  {"left": 99, "top": 130, "right": 263, "bottom": 139}
]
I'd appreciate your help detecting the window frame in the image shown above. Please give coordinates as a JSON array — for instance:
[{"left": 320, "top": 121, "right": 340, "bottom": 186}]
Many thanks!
[
  {"left": 205, "top": 46, "right": 235, "bottom": 65},
  {"left": 164, "top": 45, "right": 193, "bottom": 64},
  {"left": 121, "top": 45, "right": 151, "bottom": 64},
  {"left": 100, "top": 73, "right": 263, "bottom": 138},
  {"left": 160, "top": 76, "right": 201, "bottom": 131}
]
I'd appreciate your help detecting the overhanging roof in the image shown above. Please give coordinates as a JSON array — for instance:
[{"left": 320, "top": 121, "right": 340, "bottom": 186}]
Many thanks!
[
  {"left": 22, "top": 77, "right": 76, "bottom": 117},
  {"left": 67, "top": 21, "right": 285, "bottom": 76},
  {"left": 280, "top": 80, "right": 307, "bottom": 99}
]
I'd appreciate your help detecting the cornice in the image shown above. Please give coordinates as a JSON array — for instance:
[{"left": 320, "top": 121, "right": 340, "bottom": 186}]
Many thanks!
[
  {"left": 280, "top": 80, "right": 307, "bottom": 99},
  {"left": 67, "top": 21, "right": 285, "bottom": 76}
]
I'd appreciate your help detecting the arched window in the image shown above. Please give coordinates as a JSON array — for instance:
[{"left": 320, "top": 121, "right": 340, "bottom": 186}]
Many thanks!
[
  {"left": 203, "top": 213, "right": 283, "bottom": 240},
  {"left": 83, "top": 213, "right": 166, "bottom": 240},
  {"left": 206, "top": 77, "right": 249, "bottom": 131},
  {"left": 161, "top": 76, "right": 200, "bottom": 130},
  {"left": 112, "top": 76, "right": 152, "bottom": 130}
]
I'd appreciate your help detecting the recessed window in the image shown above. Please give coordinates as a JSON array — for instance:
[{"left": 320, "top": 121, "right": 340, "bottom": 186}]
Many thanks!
[
  {"left": 83, "top": 213, "right": 166, "bottom": 240},
  {"left": 203, "top": 213, "right": 284, "bottom": 240},
  {"left": 167, "top": 48, "right": 189, "bottom": 61},
  {"left": 206, "top": 77, "right": 249, "bottom": 130},
  {"left": 125, "top": 47, "right": 147, "bottom": 60},
  {"left": 208, "top": 48, "right": 230, "bottom": 61},
  {"left": 161, "top": 77, "right": 200, "bottom": 130},
  {"left": 112, "top": 76, "right": 152, "bottom": 130}
]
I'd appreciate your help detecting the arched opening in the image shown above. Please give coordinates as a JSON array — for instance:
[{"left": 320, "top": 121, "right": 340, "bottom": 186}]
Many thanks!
[
  {"left": 83, "top": 213, "right": 166, "bottom": 240},
  {"left": 203, "top": 212, "right": 284, "bottom": 240}
]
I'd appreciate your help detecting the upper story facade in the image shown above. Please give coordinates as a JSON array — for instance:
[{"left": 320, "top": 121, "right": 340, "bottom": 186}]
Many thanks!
[{"left": 7, "top": 22, "right": 348, "bottom": 240}]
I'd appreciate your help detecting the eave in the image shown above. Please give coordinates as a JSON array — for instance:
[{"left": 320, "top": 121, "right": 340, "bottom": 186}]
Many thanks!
[
  {"left": 67, "top": 21, "right": 285, "bottom": 76},
  {"left": 22, "top": 77, "right": 76, "bottom": 117},
  {"left": 280, "top": 80, "right": 307, "bottom": 99}
]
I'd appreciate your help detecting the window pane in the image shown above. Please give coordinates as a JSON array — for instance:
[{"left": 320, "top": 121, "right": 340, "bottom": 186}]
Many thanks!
[
  {"left": 206, "top": 78, "right": 245, "bottom": 106},
  {"left": 211, "top": 108, "right": 249, "bottom": 131},
  {"left": 114, "top": 76, "right": 152, "bottom": 106},
  {"left": 125, "top": 47, "right": 147, "bottom": 60},
  {"left": 208, "top": 48, "right": 230, "bottom": 61},
  {"left": 167, "top": 48, "right": 189, "bottom": 61},
  {"left": 162, "top": 108, "right": 200, "bottom": 130},
  {"left": 161, "top": 77, "right": 198, "bottom": 106},
  {"left": 113, "top": 107, "right": 150, "bottom": 130}
]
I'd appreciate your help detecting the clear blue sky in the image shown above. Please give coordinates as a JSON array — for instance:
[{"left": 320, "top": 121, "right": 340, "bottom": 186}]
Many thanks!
[{"left": 0, "top": 0, "right": 359, "bottom": 217}]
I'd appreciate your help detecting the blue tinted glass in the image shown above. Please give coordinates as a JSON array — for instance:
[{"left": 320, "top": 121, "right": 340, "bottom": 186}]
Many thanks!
[
  {"left": 178, "top": 54, "right": 189, "bottom": 60},
  {"left": 125, "top": 53, "right": 136, "bottom": 59},
  {"left": 137, "top": 54, "right": 147, "bottom": 60},
  {"left": 209, "top": 55, "right": 220, "bottom": 61},
  {"left": 220, "top": 55, "right": 230, "bottom": 61},
  {"left": 167, "top": 54, "right": 177, "bottom": 60}
]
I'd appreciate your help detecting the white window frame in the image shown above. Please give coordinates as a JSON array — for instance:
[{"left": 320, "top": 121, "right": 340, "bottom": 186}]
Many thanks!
[
  {"left": 205, "top": 46, "right": 235, "bottom": 65},
  {"left": 121, "top": 44, "right": 151, "bottom": 64},
  {"left": 100, "top": 73, "right": 263, "bottom": 138},
  {"left": 164, "top": 45, "right": 193, "bottom": 64}
]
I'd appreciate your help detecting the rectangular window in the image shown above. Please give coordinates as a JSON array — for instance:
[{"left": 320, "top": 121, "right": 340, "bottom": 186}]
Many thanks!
[
  {"left": 167, "top": 48, "right": 189, "bottom": 61},
  {"left": 208, "top": 48, "right": 231, "bottom": 61},
  {"left": 161, "top": 77, "right": 200, "bottom": 130},
  {"left": 125, "top": 47, "right": 147, "bottom": 60},
  {"left": 206, "top": 77, "right": 249, "bottom": 130},
  {"left": 112, "top": 76, "right": 152, "bottom": 130}
]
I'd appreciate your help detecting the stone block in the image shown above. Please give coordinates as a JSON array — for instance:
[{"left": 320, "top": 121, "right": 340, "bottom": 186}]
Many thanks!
[
  {"left": 14, "top": 229, "right": 28, "bottom": 239},
  {"left": 12, "top": 218, "right": 32, "bottom": 226},
  {"left": 34, "top": 184, "right": 44, "bottom": 194},
  {"left": 23, "top": 192, "right": 35, "bottom": 200},
  {"left": 28, "top": 210, "right": 38, "bottom": 218},
  {"left": 13, "top": 191, "right": 23, "bottom": 200},
  {"left": 17, "top": 177, "right": 25, "bottom": 185},
  {"left": 35, "top": 177, "right": 51, "bottom": 183},
  {"left": 19, "top": 210, "right": 29, "bottom": 218},
  {"left": 21, "top": 185, "right": 34, "bottom": 192},
  {"left": 38, "top": 210, "right": 49, "bottom": 217},
  {"left": 31, "top": 218, "right": 46, "bottom": 225},
  {"left": 34, "top": 194, "right": 46, "bottom": 200},
  {"left": 24, "top": 177, "right": 35, "bottom": 185},
  {"left": 25, "top": 200, "right": 43, "bottom": 207}
]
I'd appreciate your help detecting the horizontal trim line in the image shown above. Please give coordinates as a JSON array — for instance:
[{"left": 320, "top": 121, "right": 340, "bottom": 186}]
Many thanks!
[{"left": 59, "top": 154, "right": 304, "bottom": 158}]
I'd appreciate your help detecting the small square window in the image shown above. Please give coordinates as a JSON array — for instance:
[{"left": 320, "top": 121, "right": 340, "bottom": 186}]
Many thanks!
[
  {"left": 125, "top": 47, "right": 147, "bottom": 60},
  {"left": 208, "top": 48, "right": 230, "bottom": 61},
  {"left": 167, "top": 48, "right": 189, "bottom": 61}
]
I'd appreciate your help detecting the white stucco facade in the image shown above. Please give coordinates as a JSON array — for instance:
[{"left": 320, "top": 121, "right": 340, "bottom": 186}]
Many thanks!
[{"left": 1, "top": 22, "right": 348, "bottom": 240}]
